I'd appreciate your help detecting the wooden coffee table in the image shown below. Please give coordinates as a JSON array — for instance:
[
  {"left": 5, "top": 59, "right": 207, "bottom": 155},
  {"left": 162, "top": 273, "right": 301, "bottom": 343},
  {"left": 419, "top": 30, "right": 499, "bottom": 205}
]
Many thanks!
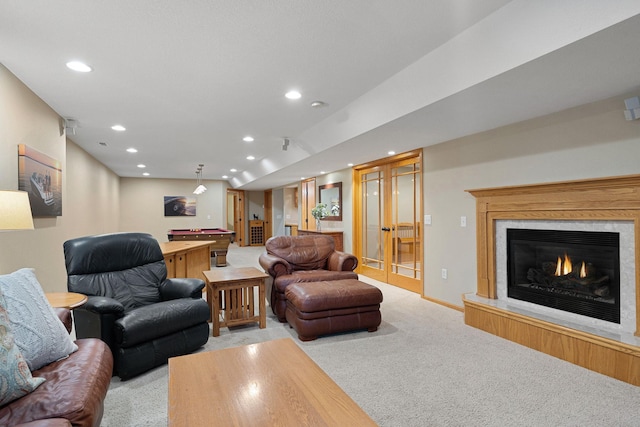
[
  {"left": 168, "top": 338, "right": 376, "bottom": 426},
  {"left": 203, "top": 267, "right": 267, "bottom": 337}
]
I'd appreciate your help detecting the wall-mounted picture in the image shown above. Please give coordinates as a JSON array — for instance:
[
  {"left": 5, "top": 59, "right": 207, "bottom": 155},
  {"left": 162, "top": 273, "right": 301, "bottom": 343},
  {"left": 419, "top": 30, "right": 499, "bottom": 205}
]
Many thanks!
[
  {"left": 18, "top": 144, "right": 62, "bottom": 217},
  {"left": 164, "top": 196, "right": 196, "bottom": 216}
]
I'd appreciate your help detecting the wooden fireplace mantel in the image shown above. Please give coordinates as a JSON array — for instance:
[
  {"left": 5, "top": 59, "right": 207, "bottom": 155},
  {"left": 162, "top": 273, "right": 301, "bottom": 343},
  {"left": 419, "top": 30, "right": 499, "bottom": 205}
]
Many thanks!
[{"left": 465, "top": 174, "right": 640, "bottom": 386}]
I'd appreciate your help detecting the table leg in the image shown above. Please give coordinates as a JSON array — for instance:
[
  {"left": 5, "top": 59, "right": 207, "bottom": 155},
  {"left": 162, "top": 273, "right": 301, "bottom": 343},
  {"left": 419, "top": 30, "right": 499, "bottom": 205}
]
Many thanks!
[
  {"left": 259, "top": 280, "right": 266, "bottom": 329},
  {"left": 206, "top": 282, "right": 213, "bottom": 323},
  {"left": 212, "top": 285, "right": 220, "bottom": 337}
]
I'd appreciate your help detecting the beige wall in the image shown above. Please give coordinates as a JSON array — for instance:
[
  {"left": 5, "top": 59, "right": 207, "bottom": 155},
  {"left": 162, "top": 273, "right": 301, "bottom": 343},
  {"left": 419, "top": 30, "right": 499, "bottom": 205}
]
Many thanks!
[
  {"left": 0, "top": 64, "right": 120, "bottom": 291},
  {"left": 315, "top": 169, "right": 353, "bottom": 252},
  {"left": 119, "top": 178, "right": 228, "bottom": 243},
  {"left": 422, "top": 94, "right": 640, "bottom": 307},
  {"left": 4, "top": 63, "right": 640, "bottom": 311}
]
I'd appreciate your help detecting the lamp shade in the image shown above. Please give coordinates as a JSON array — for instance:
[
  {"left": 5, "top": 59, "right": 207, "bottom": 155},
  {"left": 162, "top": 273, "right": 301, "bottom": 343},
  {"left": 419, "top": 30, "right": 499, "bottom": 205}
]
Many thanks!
[
  {"left": 193, "top": 184, "right": 207, "bottom": 195},
  {"left": 0, "top": 190, "right": 34, "bottom": 230}
]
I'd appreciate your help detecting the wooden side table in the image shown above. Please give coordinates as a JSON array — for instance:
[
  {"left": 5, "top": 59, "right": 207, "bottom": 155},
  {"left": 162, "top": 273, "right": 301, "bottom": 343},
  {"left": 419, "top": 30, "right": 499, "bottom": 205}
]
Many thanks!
[
  {"left": 45, "top": 292, "right": 88, "bottom": 309},
  {"left": 203, "top": 267, "right": 267, "bottom": 337}
]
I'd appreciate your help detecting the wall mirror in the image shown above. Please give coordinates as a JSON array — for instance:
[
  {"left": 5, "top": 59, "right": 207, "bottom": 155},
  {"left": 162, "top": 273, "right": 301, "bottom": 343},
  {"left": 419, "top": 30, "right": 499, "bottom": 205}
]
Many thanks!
[{"left": 319, "top": 182, "right": 342, "bottom": 221}]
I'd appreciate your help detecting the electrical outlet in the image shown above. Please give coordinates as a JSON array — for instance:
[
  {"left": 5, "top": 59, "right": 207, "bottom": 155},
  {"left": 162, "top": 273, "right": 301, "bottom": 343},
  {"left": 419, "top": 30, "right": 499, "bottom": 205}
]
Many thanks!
[
  {"left": 441, "top": 268, "right": 448, "bottom": 279},
  {"left": 460, "top": 216, "right": 467, "bottom": 227}
]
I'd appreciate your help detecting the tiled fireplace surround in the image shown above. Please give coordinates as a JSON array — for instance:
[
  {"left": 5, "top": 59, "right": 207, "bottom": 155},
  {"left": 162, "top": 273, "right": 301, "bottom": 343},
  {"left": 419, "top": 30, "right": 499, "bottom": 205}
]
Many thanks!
[{"left": 463, "top": 175, "right": 640, "bottom": 386}]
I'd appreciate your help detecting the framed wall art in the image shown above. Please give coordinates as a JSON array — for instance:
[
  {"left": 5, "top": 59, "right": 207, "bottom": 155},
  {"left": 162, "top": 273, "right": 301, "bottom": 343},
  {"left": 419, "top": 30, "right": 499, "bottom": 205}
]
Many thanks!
[
  {"left": 18, "top": 144, "right": 62, "bottom": 217},
  {"left": 164, "top": 196, "right": 196, "bottom": 216}
]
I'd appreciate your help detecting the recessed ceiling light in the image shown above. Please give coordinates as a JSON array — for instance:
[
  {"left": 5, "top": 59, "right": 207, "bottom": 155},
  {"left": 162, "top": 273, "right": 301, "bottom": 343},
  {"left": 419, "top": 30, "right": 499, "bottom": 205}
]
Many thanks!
[
  {"left": 222, "top": 175, "right": 228, "bottom": 179},
  {"left": 310, "top": 101, "right": 327, "bottom": 108},
  {"left": 137, "top": 164, "right": 146, "bottom": 168},
  {"left": 98, "top": 142, "right": 107, "bottom": 147},
  {"left": 348, "top": 163, "right": 354, "bottom": 167},
  {"left": 388, "top": 151, "right": 396, "bottom": 155},
  {"left": 126, "top": 148, "right": 138, "bottom": 153},
  {"left": 246, "top": 155, "right": 255, "bottom": 160},
  {"left": 320, "top": 171, "right": 326, "bottom": 174},
  {"left": 142, "top": 172, "right": 150, "bottom": 176},
  {"left": 66, "top": 61, "right": 92, "bottom": 72},
  {"left": 111, "top": 124, "right": 126, "bottom": 131},
  {"left": 285, "top": 90, "right": 301, "bottom": 100},
  {"left": 230, "top": 168, "right": 237, "bottom": 172},
  {"left": 243, "top": 136, "right": 254, "bottom": 142}
]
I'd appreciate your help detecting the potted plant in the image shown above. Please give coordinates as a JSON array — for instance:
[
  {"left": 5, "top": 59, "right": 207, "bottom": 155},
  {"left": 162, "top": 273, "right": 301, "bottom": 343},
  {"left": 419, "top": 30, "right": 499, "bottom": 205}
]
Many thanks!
[{"left": 311, "top": 203, "right": 328, "bottom": 230}]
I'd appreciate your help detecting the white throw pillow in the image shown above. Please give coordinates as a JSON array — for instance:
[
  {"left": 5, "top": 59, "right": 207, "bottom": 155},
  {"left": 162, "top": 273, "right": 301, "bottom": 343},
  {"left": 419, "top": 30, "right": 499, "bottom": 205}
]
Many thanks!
[
  {"left": 0, "top": 287, "right": 45, "bottom": 406},
  {"left": 0, "top": 268, "right": 78, "bottom": 371}
]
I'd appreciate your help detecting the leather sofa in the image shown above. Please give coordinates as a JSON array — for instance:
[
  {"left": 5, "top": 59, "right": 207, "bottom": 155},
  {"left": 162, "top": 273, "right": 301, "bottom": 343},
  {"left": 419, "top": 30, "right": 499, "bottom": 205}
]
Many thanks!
[
  {"left": 0, "top": 308, "right": 113, "bottom": 427},
  {"left": 63, "top": 232, "right": 211, "bottom": 380},
  {"left": 259, "top": 235, "right": 358, "bottom": 322}
]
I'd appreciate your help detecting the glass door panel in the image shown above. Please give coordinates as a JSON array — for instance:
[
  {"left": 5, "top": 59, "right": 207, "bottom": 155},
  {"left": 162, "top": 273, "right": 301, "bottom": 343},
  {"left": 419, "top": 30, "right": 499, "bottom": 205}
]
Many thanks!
[
  {"left": 355, "top": 150, "right": 422, "bottom": 292},
  {"left": 389, "top": 162, "right": 421, "bottom": 292},
  {"left": 360, "top": 170, "right": 386, "bottom": 281}
]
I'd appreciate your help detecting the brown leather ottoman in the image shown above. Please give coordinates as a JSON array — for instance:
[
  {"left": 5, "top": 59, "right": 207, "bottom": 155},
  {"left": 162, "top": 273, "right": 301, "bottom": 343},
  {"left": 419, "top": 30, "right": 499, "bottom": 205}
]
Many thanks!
[{"left": 284, "top": 279, "right": 383, "bottom": 341}]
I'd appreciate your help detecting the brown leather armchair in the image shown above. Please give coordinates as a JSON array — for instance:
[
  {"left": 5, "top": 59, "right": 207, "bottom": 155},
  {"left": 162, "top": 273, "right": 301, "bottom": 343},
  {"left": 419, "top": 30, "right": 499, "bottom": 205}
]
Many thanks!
[{"left": 259, "top": 235, "right": 358, "bottom": 322}]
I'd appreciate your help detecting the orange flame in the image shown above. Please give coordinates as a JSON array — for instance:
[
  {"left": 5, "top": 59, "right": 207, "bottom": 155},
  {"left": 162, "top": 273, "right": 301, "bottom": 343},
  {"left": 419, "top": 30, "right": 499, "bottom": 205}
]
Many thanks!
[
  {"left": 555, "top": 256, "right": 562, "bottom": 276},
  {"left": 562, "top": 253, "right": 572, "bottom": 275},
  {"left": 555, "top": 253, "right": 573, "bottom": 275},
  {"left": 554, "top": 254, "right": 588, "bottom": 278}
]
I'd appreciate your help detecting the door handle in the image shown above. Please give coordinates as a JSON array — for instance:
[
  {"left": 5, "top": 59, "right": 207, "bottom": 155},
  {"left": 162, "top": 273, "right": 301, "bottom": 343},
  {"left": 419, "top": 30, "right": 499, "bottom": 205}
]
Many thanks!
[{"left": 381, "top": 227, "right": 391, "bottom": 232}]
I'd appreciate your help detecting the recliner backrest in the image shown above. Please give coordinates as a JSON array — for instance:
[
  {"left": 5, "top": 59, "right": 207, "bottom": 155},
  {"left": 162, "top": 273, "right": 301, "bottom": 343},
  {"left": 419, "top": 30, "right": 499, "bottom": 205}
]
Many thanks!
[
  {"left": 265, "top": 235, "right": 335, "bottom": 271},
  {"left": 64, "top": 232, "right": 166, "bottom": 311}
]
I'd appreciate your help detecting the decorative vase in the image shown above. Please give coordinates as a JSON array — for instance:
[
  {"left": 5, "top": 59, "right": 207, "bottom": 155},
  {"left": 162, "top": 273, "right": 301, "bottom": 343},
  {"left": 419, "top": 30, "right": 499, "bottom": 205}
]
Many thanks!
[{"left": 316, "top": 218, "right": 321, "bottom": 231}]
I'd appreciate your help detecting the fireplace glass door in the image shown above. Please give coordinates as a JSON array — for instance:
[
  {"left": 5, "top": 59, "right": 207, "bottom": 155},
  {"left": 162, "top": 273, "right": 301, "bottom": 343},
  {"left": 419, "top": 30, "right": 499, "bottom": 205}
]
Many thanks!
[{"left": 507, "top": 229, "right": 620, "bottom": 323}]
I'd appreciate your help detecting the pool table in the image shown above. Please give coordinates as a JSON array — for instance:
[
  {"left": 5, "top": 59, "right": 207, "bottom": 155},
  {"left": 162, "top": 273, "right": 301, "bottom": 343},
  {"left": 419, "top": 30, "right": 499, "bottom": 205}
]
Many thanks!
[{"left": 167, "top": 228, "right": 236, "bottom": 267}]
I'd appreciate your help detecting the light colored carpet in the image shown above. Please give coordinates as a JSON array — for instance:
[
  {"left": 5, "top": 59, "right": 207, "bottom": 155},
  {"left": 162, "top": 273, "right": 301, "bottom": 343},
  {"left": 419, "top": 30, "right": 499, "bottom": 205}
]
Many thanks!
[{"left": 101, "top": 244, "right": 640, "bottom": 426}]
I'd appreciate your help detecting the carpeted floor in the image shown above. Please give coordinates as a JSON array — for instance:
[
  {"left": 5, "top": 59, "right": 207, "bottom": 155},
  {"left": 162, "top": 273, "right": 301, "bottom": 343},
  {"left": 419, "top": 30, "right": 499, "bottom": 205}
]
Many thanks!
[{"left": 101, "top": 244, "right": 640, "bottom": 426}]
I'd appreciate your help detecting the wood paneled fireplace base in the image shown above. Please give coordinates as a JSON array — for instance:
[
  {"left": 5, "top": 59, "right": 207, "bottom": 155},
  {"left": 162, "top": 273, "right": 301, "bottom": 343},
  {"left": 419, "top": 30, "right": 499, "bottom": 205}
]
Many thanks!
[
  {"left": 464, "top": 295, "right": 640, "bottom": 385},
  {"left": 465, "top": 175, "right": 640, "bottom": 386}
]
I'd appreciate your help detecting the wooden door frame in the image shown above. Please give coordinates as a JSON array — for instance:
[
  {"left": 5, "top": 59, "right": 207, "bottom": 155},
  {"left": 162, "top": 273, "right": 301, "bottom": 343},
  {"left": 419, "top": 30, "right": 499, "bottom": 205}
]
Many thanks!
[
  {"left": 353, "top": 149, "right": 423, "bottom": 293},
  {"left": 226, "top": 189, "right": 246, "bottom": 247},
  {"left": 300, "top": 178, "right": 316, "bottom": 231},
  {"left": 264, "top": 189, "right": 273, "bottom": 242}
]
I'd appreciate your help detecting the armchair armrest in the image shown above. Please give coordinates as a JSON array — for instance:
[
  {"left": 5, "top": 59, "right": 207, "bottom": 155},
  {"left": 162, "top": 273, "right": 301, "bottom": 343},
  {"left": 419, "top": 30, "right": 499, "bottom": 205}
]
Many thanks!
[
  {"left": 54, "top": 307, "right": 73, "bottom": 334},
  {"left": 327, "top": 251, "right": 358, "bottom": 271},
  {"left": 15, "top": 420, "right": 72, "bottom": 427},
  {"left": 259, "top": 253, "right": 292, "bottom": 278},
  {"left": 160, "top": 278, "right": 205, "bottom": 300},
  {"left": 82, "top": 295, "right": 125, "bottom": 316},
  {"left": 72, "top": 296, "right": 124, "bottom": 347}
]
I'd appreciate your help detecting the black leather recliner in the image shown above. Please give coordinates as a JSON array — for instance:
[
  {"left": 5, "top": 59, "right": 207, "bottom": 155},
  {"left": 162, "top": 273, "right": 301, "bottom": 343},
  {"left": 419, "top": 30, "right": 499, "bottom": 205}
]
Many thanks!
[{"left": 63, "top": 232, "right": 210, "bottom": 380}]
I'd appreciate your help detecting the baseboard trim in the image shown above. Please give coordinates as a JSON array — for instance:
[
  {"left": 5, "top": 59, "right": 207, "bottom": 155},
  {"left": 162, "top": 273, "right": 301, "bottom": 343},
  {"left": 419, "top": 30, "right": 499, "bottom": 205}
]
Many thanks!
[
  {"left": 463, "top": 296, "right": 640, "bottom": 386},
  {"left": 422, "top": 295, "right": 463, "bottom": 312}
]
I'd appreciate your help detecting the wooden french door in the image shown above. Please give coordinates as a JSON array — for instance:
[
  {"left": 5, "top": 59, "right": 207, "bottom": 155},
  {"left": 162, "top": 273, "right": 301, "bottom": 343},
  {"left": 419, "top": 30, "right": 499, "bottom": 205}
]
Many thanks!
[
  {"left": 226, "top": 189, "right": 245, "bottom": 246},
  {"left": 264, "top": 190, "right": 272, "bottom": 241},
  {"left": 354, "top": 150, "right": 422, "bottom": 293},
  {"left": 300, "top": 178, "right": 316, "bottom": 231}
]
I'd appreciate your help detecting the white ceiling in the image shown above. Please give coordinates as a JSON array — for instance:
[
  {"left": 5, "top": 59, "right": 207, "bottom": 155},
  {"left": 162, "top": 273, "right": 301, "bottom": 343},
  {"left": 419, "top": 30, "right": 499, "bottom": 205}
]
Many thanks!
[{"left": 2, "top": 1, "right": 639, "bottom": 190}]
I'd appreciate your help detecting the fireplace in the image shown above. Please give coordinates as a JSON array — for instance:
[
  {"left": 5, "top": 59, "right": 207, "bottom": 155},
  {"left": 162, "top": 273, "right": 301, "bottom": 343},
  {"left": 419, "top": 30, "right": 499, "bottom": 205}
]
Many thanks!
[
  {"left": 506, "top": 228, "right": 620, "bottom": 323},
  {"left": 464, "top": 175, "right": 640, "bottom": 386}
]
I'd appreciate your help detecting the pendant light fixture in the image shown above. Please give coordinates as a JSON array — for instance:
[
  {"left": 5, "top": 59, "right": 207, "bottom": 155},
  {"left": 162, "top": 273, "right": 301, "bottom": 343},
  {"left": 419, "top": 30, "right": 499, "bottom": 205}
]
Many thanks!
[{"left": 193, "top": 164, "right": 207, "bottom": 195}]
